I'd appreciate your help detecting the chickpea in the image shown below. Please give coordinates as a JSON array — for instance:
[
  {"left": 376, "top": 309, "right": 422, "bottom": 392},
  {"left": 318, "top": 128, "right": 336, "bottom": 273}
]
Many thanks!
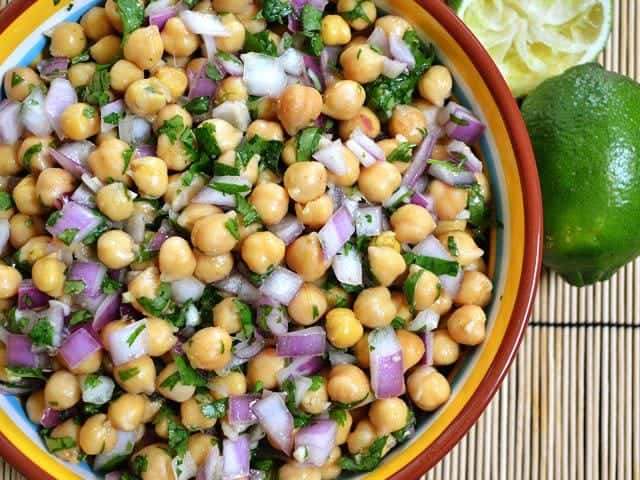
[
  {"left": 123, "top": 25, "right": 164, "bottom": 70},
  {"left": 160, "top": 17, "right": 199, "bottom": 57},
  {"left": 440, "top": 232, "right": 484, "bottom": 268},
  {"left": 325, "top": 308, "right": 363, "bottom": 348},
  {"left": 339, "top": 107, "right": 381, "bottom": 140},
  {"left": 407, "top": 365, "right": 450, "bottom": 411},
  {"left": 158, "top": 236, "right": 197, "bottom": 281},
  {"left": 18, "top": 137, "right": 54, "bottom": 175},
  {"left": 340, "top": 45, "right": 383, "bottom": 84},
  {"left": 321, "top": 14, "right": 351, "bottom": 46},
  {"left": 369, "top": 398, "right": 409, "bottom": 435},
  {"left": 154, "top": 411, "right": 179, "bottom": 439},
  {"left": 358, "top": 160, "right": 401, "bottom": 204},
  {"left": 279, "top": 464, "right": 322, "bottom": 480},
  {"left": 277, "top": 84, "right": 324, "bottom": 134},
  {"left": 388, "top": 105, "right": 428, "bottom": 144},
  {"left": 97, "top": 230, "right": 136, "bottom": 269},
  {"left": 189, "top": 433, "right": 216, "bottom": 466},
  {"left": 125, "top": 78, "right": 171, "bottom": 118},
  {"left": 64, "top": 349, "right": 103, "bottom": 375},
  {"left": 32, "top": 256, "right": 65, "bottom": 297},
  {"left": 286, "top": 233, "right": 332, "bottom": 282},
  {"left": 199, "top": 118, "right": 242, "bottom": 153},
  {"left": 90, "top": 34, "right": 121, "bottom": 64},
  {"left": 79, "top": 414, "right": 117, "bottom": 455},
  {"left": 13, "top": 175, "right": 45, "bottom": 216},
  {"left": 208, "top": 370, "right": 246, "bottom": 399},
  {"left": 88, "top": 139, "right": 131, "bottom": 185},
  {"left": 431, "top": 291, "right": 453, "bottom": 316},
  {"left": 157, "top": 134, "right": 194, "bottom": 172},
  {"left": 194, "top": 251, "right": 234, "bottom": 283},
  {"left": 390, "top": 204, "right": 435, "bottom": 244},
  {"left": 154, "top": 66, "right": 189, "bottom": 101},
  {"left": 390, "top": 291, "right": 412, "bottom": 324},
  {"left": 215, "top": 76, "right": 248, "bottom": 104},
  {"left": 367, "top": 246, "right": 406, "bottom": 287},
  {"left": 147, "top": 317, "right": 177, "bottom": 357},
  {"left": 372, "top": 229, "right": 402, "bottom": 252},
  {"left": 211, "top": 0, "right": 252, "bottom": 13},
  {"left": 432, "top": 329, "right": 460, "bottom": 366},
  {"left": 50, "top": 419, "right": 81, "bottom": 463},
  {"left": 216, "top": 13, "right": 245, "bottom": 53},
  {"left": 295, "top": 194, "right": 333, "bottom": 230},
  {"left": 376, "top": 15, "right": 412, "bottom": 37},
  {"left": 284, "top": 162, "right": 328, "bottom": 204},
  {"left": 248, "top": 183, "right": 289, "bottom": 226},
  {"left": 327, "top": 147, "right": 360, "bottom": 187},
  {"left": 44, "top": 370, "right": 80, "bottom": 410},
  {"left": 132, "top": 444, "right": 174, "bottom": 480},
  {"left": 16, "top": 235, "right": 50, "bottom": 266},
  {"left": 68, "top": 62, "right": 96, "bottom": 88},
  {"left": 428, "top": 179, "right": 469, "bottom": 220},
  {"left": 0, "top": 265, "right": 21, "bottom": 299},
  {"left": 176, "top": 205, "right": 218, "bottom": 232},
  {"left": 454, "top": 270, "right": 493, "bottom": 307},
  {"left": 409, "top": 265, "right": 441, "bottom": 311},
  {"left": 434, "top": 219, "right": 468, "bottom": 236},
  {"left": 301, "top": 379, "right": 329, "bottom": 415},
  {"left": 191, "top": 213, "right": 238, "bottom": 256},
  {"left": 3, "top": 67, "right": 43, "bottom": 102},
  {"left": 338, "top": 0, "right": 376, "bottom": 30},
  {"left": 157, "top": 363, "right": 197, "bottom": 402},
  {"left": 50, "top": 22, "right": 86, "bottom": 58},
  {"left": 396, "top": 329, "right": 425, "bottom": 371},
  {"left": 109, "top": 60, "right": 144, "bottom": 93},
  {"left": 95, "top": 182, "right": 133, "bottom": 222},
  {"left": 181, "top": 396, "right": 216, "bottom": 431},
  {"left": 154, "top": 105, "right": 192, "bottom": 132},
  {"left": 447, "top": 305, "right": 486, "bottom": 346},
  {"left": 60, "top": 103, "right": 100, "bottom": 141},
  {"left": 129, "top": 155, "right": 169, "bottom": 197},
  {"left": 113, "top": 355, "right": 157, "bottom": 394},
  {"left": 0, "top": 144, "right": 20, "bottom": 176},
  {"left": 353, "top": 286, "right": 397, "bottom": 328},
  {"left": 210, "top": 297, "right": 240, "bottom": 334},
  {"left": 419, "top": 65, "right": 453, "bottom": 107},
  {"left": 81, "top": 7, "right": 114, "bottom": 40},
  {"left": 36, "top": 168, "right": 76, "bottom": 209},
  {"left": 327, "top": 364, "right": 370, "bottom": 404},
  {"left": 8, "top": 213, "right": 42, "bottom": 249},
  {"left": 246, "top": 348, "right": 285, "bottom": 390},
  {"left": 26, "top": 390, "right": 45, "bottom": 424},
  {"left": 334, "top": 410, "right": 353, "bottom": 445},
  {"left": 321, "top": 446, "right": 342, "bottom": 480},
  {"left": 347, "top": 419, "right": 377, "bottom": 454},
  {"left": 246, "top": 119, "right": 284, "bottom": 142},
  {"left": 322, "top": 80, "right": 365, "bottom": 121},
  {"left": 287, "top": 283, "right": 327, "bottom": 326},
  {"left": 184, "top": 327, "right": 232, "bottom": 371},
  {"left": 240, "top": 231, "right": 285, "bottom": 275}
]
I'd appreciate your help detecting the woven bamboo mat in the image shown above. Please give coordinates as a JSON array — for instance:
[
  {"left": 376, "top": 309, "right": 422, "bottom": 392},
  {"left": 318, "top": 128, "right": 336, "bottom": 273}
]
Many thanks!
[{"left": 1, "top": 1, "right": 640, "bottom": 479}]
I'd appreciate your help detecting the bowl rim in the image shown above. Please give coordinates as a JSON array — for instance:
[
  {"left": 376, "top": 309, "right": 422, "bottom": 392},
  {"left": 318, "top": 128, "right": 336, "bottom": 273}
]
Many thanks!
[{"left": 0, "top": 0, "right": 542, "bottom": 478}]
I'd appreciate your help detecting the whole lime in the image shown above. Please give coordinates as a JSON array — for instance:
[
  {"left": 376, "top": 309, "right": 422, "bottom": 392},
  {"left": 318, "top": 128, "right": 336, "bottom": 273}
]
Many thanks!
[{"left": 522, "top": 63, "right": 640, "bottom": 286}]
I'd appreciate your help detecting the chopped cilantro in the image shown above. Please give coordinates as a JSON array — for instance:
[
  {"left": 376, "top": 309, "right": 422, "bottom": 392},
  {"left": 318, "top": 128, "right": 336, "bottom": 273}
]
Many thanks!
[
  {"left": 261, "top": 0, "right": 292, "bottom": 23},
  {"left": 132, "top": 454, "right": 148, "bottom": 475},
  {"left": 63, "top": 280, "right": 86, "bottom": 295},
  {"left": 103, "top": 111, "right": 122, "bottom": 125},
  {"left": 282, "top": 379, "right": 312, "bottom": 428},
  {"left": 340, "top": 436, "right": 388, "bottom": 472},
  {"left": 137, "top": 282, "right": 172, "bottom": 316},
  {"left": 183, "top": 96, "right": 210, "bottom": 115},
  {"left": 80, "top": 69, "right": 110, "bottom": 107},
  {"left": 58, "top": 227, "right": 79, "bottom": 245},
  {"left": 70, "top": 51, "right": 90, "bottom": 65},
  {"left": 403, "top": 269, "right": 423, "bottom": 310},
  {"left": 210, "top": 182, "right": 250, "bottom": 194},
  {"left": 426, "top": 158, "right": 466, "bottom": 173},
  {"left": 224, "top": 216, "right": 240, "bottom": 240},
  {"left": 115, "top": 0, "right": 144, "bottom": 41},
  {"left": 126, "top": 323, "right": 146, "bottom": 346},
  {"left": 82, "top": 106, "right": 96, "bottom": 118},
  {"left": 309, "top": 375, "right": 324, "bottom": 391},
  {"left": 390, "top": 316, "right": 406, "bottom": 329},
  {"left": 447, "top": 236, "right": 459, "bottom": 256},
  {"left": 213, "top": 162, "right": 240, "bottom": 176},
  {"left": 22, "top": 143, "right": 43, "bottom": 171},
  {"left": 312, "top": 304, "right": 320, "bottom": 320},
  {"left": 201, "top": 397, "right": 227, "bottom": 419},
  {"left": 158, "top": 115, "right": 185, "bottom": 143},
  {"left": 340, "top": 0, "right": 372, "bottom": 23},
  {"left": 467, "top": 183, "right": 490, "bottom": 230},
  {"left": 173, "top": 355, "right": 207, "bottom": 387},
  {"left": 28, "top": 319, "right": 54, "bottom": 347},
  {"left": 235, "top": 194, "right": 261, "bottom": 226},
  {"left": 234, "top": 299, "right": 254, "bottom": 338},
  {"left": 69, "top": 309, "right": 92, "bottom": 326},
  {"left": 205, "top": 62, "right": 223, "bottom": 81},
  {"left": 449, "top": 113, "right": 469, "bottom": 126},
  {"left": 387, "top": 142, "right": 415, "bottom": 163},
  {"left": 402, "top": 252, "right": 460, "bottom": 276},
  {"left": 118, "top": 367, "right": 140, "bottom": 382},
  {"left": 252, "top": 380, "right": 264, "bottom": 393},
  {"left": 44, "top": 435, "right": 76, "bottom": 453},
  {"left": 0, "top": 191, "right": 14, "bottom": 211},
  {"left": 83, "top": 374, "right": 102, "bottom": 390},
  {"left": 296, "top": 127, "right": 322, "bottom": 162},
  {"left": 194, "top": 123, "right": 221, "bottom": 158},
  {"left": 235, "top": 134, "right": 283, "bottom": 172},
  {"left": 101, "top": 276, "right": 123, "bottom": 295},
  {"left": 329, "top": 407, "right": 347, "bottom": 426},
  {"left": 5, "top": 366, "right": 46, "bottom": 380},
  {"left": 167, "top": 418, "right": 189, "bottom": 457},
  {"left": 301, "top": 4, "right": 322, "bottom": 34},
  {"left": 392, "top": 410, "right": 415, "bottom": 444},
  {"left": 10, "top": 72, "right": 24, "bottom": 87},
  {"left": 244, "top": 31, "right": 278, "bottom": 56}
]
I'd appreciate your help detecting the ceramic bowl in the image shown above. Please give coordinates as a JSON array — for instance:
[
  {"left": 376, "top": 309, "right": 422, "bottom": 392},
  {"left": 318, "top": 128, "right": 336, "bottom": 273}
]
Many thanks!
[{"left": 0, "top": 0, "right": 542, "bottom": 478}]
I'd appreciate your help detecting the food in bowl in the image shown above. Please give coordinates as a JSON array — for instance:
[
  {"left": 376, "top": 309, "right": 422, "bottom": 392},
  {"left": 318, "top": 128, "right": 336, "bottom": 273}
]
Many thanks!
[{"left": 0, "top": 0, "right": 494, "bottom": 478}]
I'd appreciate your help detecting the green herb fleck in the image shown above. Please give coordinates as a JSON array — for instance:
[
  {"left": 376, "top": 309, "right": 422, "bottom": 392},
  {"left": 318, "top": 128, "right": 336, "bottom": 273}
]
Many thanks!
[
  {"left": 224, "top": 216, "right": 240, "bottom": 240},
  {"left": 28, "top": 319, "right": 54, "bottom": 347},
  {"left": 402, "top": 252, "right": 460, "bottom": 276},
  {"left": 22, "top": 143, "right": 43, "bottom": 171},
  {"left": 137, "top": 282, "right": 172, "bottom": 316},
  {"left": 339, "top": 436, "right": 388, "bottom": 472},
  {"left": 5, "top": 366, "right": 46, "bottom": 380},
  {"left": 82, "top": 106, "right": 96, "bottom": 118},
  {"left": 0, "top": 192, "right": 14, "bottom": 211},
  {"left": 103, "top": 111, "right": 122, "bottom": 125},
  {"left": 11, "top": 72, "right": 24, "bottom": 87},
  {"left": 126, "top": 323, "right": 146, "bottom": 347},
  {"left": 387, "top": 142, "right": 415, "bottom": 163},
  {"left": 244, "top": 31, "right": 278, "bottom": 56},
  {"left": 118, "top": 367, "right": 140, "bottom": 382},
  {"left": 234, "top": 299, "right": 254, "bottom": 338},
  {"left": 63, "top": 280, "right": 86, "bottom": 295},
  {"left": 183, "top": 96, "right": 210, "bottom": 115},
  {"left": 296, "top": 127, "right": 322, "bottom": 162},
  {"left": 235, "top": 194, "right": 261, "bottom": 226}
]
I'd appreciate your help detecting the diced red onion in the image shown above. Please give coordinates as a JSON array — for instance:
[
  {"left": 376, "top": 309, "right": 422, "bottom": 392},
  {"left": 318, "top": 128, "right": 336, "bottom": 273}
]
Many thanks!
[
  {"left": 67, "top": 262, "right": 107, "bottom": 297},
  {"left": 228, "top": 395, "right": 259, "bottom": 425},
  {"left": 291, "top": 0, "right": 328, "bottom": 14},
  {"left": 428, "top": 162, "right": 477, "bottom": 186},
  {"left": 242, "top": 53, "right": 288, "bottom": 98},
  {"left": 368, "top": 27, "right": 390, "bottom": 56},
  {"left": 211, "top": 101, "right": 251, "bottom": 131},
  {"left": 39, "top": 407, "right": 62, "bottom": 428},
  {"left": 45, "top": 78, "right": 77, "bottom": 139},
  {"left": 259, "top": 267, "right": 303, "bottom": 306},
  {"left": 383, "top": 57, "right": 408, "bottom": 78},
  {"left": 222, "top": 435, "right": 250, "bottom": 479},
  {"left": 350, "top": 130, "right": 385, "bottom": 166},
  {"left": 437, "top": 102, "right": 485, "bottom": 145},
  {"left": 6, "top": 334, "right": 47, "bottom": 368},
  {"left": 134, "top": 144, "right": 156, "bottom": 158},
  {"left": 0, "top": 100, "right": 23, "bottom": 144},
  {"left": 192, "top": 176, "right": 251, "bottom": 207},
  {"left": 234, "top": 329, "right": 265, "bottom": 359},
  {"left": 320, "top": 47, "right": 340, "bottom": 85},
  {"left": 409, "top": 309, "right": 439, "bottom": 332},
  {"left": 303, "top": 55, "right": 324, "bottom": 91},
  {"left": 125, "top": 212, "right": 146, "bottom": 244},
  {"left": 94, "top": 430, "right": 137, "bottom": 471},
  {"left": 413, "top": 235, "right": 463, "bottom": 297},
  {"left": 402, "top": 127, "right": 441, "bottom": 187},
  {"left": 21, "top": 87, "right": 52, "bottom": 137},
  {"left": 59, "top": 327, "right": 102, "bottom": 369},
  {"left": 410, "top": 192, "right": 435, "bottom": 215},
  {"left": 276, "top": 326, "right": 326, "bottom": 357},
  {"left": 202, "top": 34, "right": 218, "bottom": 63},
  {"left": 58, "top": 140, "right": 95, "bottom": 168},
  {"left": 100, "top": 100, "right": 124, "bottom": 133},
  {"left": 77, "top": 292, "right": 105, "bottom": 313},
  {"left": 180, "top": 9, "right": 230, "bottom": 36},
  {"left": 70, "top": 184, "right": 95, "bottom": 207},
  {"left": 328, "top": 346, "right": 356, "bottom": 366},
  {"left": 0, "top": 219, "right": 7, "bottom": 254},
  {"left": 332, "top": 244, "right": 362, "bottom": 286},
  {"left": 18, "top": 280, "right": 49, "bottom": 310},
  {"left": 196, "top": 444, "right": 222, "bottom": 480},
  {"left": 312, "top": 139, "right": 346, "bottom": 175},
  {"left": 49, "top": 147, "right": 88, "bottom": 178},
  {"left": 368, "top": 327, "right": 405, "bottom": 398},
  {"left": 170, "top": 277, "right": 205, "bottom": 304},
  {"left": 345, "top": 139, "right": 376, "bottom": 167},
  {"left": 267, "top": 214, "right": 304, "bottom": 245},
  {"left": 277, "top": 355, "right": 324, "bottom": 384},
  {"left": 214, "top": 273, "right": 261, "bottom": 304},
  {"left": 217, "top": 53, "right": 243, "bottom": 76},
  {"left": 118, "top": 115, "right": 152, "bottom": 145},
  {"left": 294, "top": 420, "right": 337, "bottom": 466},
  {"left": 318, "top": 206, "right": 355, "bottom": 260},
  {"left": 104, "top": 473, "right": 121, "bottom": 480},
  {"left": 389, "top": 32, "right": 415, "bottom": 68},
  {"left": 257, "top": 302, "right": 289, "bottom": 337},
  {"left": 149, "top": 7, "right": 176, "bottom": 29},
  {"left": 108, "top": 319, "right": 148, "bottom": 366},
  {"left": 187, "top": 64, "right": 218, "bottom": 99},
  {"left": 353, "top": 206, "right": 382, "bottom": 237},
  {"left": 279, "top": 48, "right": 305, "bottom": 76},
  {"left": 92, "top": 294, "right": 121, "bottom": 332},
  {"left": 252, "top": 393, "right": 294, "bottom": 455},
  {"left": 37, "top": 56, "right": 69, "bottom": 81},
  {"left": 45, "top": 201, "right": 101, "bottom": 244},
  {"left": 81, "top": 374, "right": 115, "bottom": 404},
  {"left": 292, "top": 376, "right": 312, "bottom": 406},
  {"left": 421, "top": 330, "right": 434, "bottom": 366},
  {"left": 144, "top": 0, "right": 173, "bottom": 16},
  {"left": 447, "top": 139, "right": 483, "bottom": 173},
  {"left": 0, "top": 383, "right": 36, "bottom": 395}
]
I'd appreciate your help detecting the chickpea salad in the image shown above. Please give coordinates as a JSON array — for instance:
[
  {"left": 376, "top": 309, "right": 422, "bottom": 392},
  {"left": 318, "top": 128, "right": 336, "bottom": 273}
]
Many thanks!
[{"left": 0, "top": 0, "right": 494, "bottom": 479}]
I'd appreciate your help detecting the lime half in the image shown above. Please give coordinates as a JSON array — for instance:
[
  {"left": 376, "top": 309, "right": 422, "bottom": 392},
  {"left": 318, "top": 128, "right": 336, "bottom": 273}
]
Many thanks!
[{"left": 453, "top": 0, "right": 612, "bottom": 97}]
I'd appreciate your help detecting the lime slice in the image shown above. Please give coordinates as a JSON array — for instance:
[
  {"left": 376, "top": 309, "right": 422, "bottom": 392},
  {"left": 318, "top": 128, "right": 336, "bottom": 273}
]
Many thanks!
[{"left": 454, "top": 0, "right": 612, "bottom": 97}]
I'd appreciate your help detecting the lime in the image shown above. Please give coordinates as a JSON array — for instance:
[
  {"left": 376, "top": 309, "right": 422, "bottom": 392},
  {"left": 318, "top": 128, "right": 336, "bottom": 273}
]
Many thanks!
[
  {"left": 522, "top": 63, "right": 640, "bottom": 286},
  {"left": 453, "top": 0, "right": 612, "bottom": 97}
]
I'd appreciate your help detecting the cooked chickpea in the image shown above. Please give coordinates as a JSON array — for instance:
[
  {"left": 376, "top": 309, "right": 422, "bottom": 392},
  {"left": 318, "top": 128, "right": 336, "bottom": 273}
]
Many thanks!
[
  {"left": 350, "top": 332, "right": 369, "bottom": 369},
  {"left": 79, "top": 414, "right": 117, "bottom": 455},
  {"left": 284, "top": 162, "right": 328, "bottom": 203},
  {"left": 0, "top": 265, "right": 21, "bottom": 299},
  {"left": 191, "top": 213, "right": 238, "bottom": 256},
  {"left": 327, "top": 147, "right": 360, "bottom": 187},
  {"left": 211, "top": 0, "right": 252, "bottom": 13},
  {"left": 188, "top": 433, "right": 216, "bottom": 466},
  {"left": 199, "top": 118, "right": 243, "bottom": 153},
  {"left": 430, "top": 291, "right": 453, "bottom": 317},
  {"left": 96, "top": 182, "right": 134, "bottom": 221},
  {"left": 129, "top": 155, "right": 169, "bottom": 197},
  {"left": 279, "top": 464, "right": 322, "bottom": 480},
  {"left": 322, "top": 80, "right": 365, "bottom": 121},
  {"left": 375, "top": 15, "right": 411, "bottom": 37},
  {"left": 353, "top": 286, "right": 397, "bottom": 328},
  {"left": 369, "top": 398, "right": 409, "bottom": 435},
  {"left": 12, "top": 175, "right": 45, "bottom": 216},
  {"left": 146, "top": 317, "right": 177, "bottom": 357},
  {"left": 106, "top": 393, "right": 145, "bottom": 432},
  {"left": 246, "top": 348, "right": 285, "bottom": 390},
  {"left": 132, "top": 444, "right": 174, "bottom": 480},
  {"left": 81, "top": 7, "right": 114, "bottom": 40},
  {"left": 15, "top": 236, "right": 49, "bottom": 266},
  {"left": 247, "top": 120, "right": 284, "bottom": 142},
  {"left": 321, "top": 15, "right": 351, "bottom": 46},
  {"left": 286, "top": 233, "right": 332, "bottom": 282},
  {"left": 277, "top": 85, "right": 324, "bottom": 135},
  {"left": 454, "top": 270, "right": 493, "bottom": 307},
  {"left": 60, "top": 103, "right": 100, "bottom": 141},
  {"left": 340, "top": 45, "right": 383, "bottom": 84},
  {"left": 215, "top": 76, "right": 248, "bottom": 104},
  {"left": 50, "top": 22, "right": 86, "bottom": 58},
  {"left": 447, "top": 305, "right": 486, "bottom": 346},
  {"left": 125, "top": 78, "right": 171, "bottom": 118},
  {"left": 367, "top": 246, "right": 406, "bottom": 287},
  {"left": 216, "top": 13, "right": 246, "bottom": 52},
  {"left": 181, "top": 396, "right": 217, "bottom": 431},
  {"left": 321, "top": 446, "right": 342, "bottom": 480},
  {"left": 389, "top": 105, "right": 428, "bottom": 144},
  {"left": 418, "top": 65, "right": 453, "bottom": 107},
  {"left": 358, "top": 160, "right": 401, "bottom": 203},
  {"left": 391, "top": 204, "right": 435, "bottom": 244},
  {"left": 123, "top": 25, "right": 164, "bottom": 70},
  {"left": 178, "top": 204, "right": 221, "bottom": 231},
  {"left": 301, "top": 379, "right": 329, "bottom": 415},
  {"left": 347, "top": 419, "right": 377, "bottom": 454},
  {"left": 4, "top": 67, "right": 43, "bottom": 102},
  {"left": 0, "top": 144, "right": 20, "bottom": 176},
  {"left": 339, "top": 107, "right": 381, "bottom": 140},
  {"left": 327, "top": 364, "right": 370, "bottom": 404},
  {"left": 325, "top": 308, "right": 363, "bottom": 348},
  {"left": 410, "top": 265, "right": 441, "bottom": 311},
  {"left": 9, "top": 214, "right": 44, "bottom": 248},
  {"left": 390, "top": 292, "right": 412, "bottom": 325},
  {"left": 68, "top": 62, "right": 96, "bottom": 88},
  {"left": 158, "top": 236, "right": 197, "bottom": 281},
  {"left": 184, "top": 327, "right": 232, "bottom": 371},
  {"left": 26, "top": 390, "right": 45, "bottom": 424},
  {"left": 50, "top": 419, "right": 81, "bottom": 463},
  {"left": 432, "top": 329, "right": 460, "bottom": 366},
  {"left": 288, "top": 283, "right": 328, "bottom": 326},
  {"left": 248, "top": 183, "right": 289, "bottom": 225},
  {"left": 241, "top": 231, "right": 285, "bottom": 274},
  {"left": 440, "top": 232, "right": 484, "bottom": 268},
  {"left": 97, "top": 230, "right": 136, "bottom": 269},
  {"left": 44, "top": 370, "right": 80, "bottom": 410},
  {"left": 65, "top": 349, "right": 103, "bottom": 375},
  {"left": 18, "top": 137, "right": 54, "bottom": 175},
  {"left": 36, "top": 168, "right": 76, "bottom": 209},
  {"left": 295, "top": 194, "right": 334, "bottom": 230},
  {"left": 32, "top": 256, "right": 65, "bottom": 297},
  {"left": 153, "top": 66, "right": 188, "bottom": 101},
  {"left": 157, "top": 363, "right": 197, "bottom": 402},
  {"left": 428, "top": 179, "right": 469, "bottom": 220},
  {"left": 88, "top": 139, "right": 132, "bottom": 184},
  {"left": 213, "top": 297, "right": 243, "bottom": 334},
  {"left": 110, "top": 60, "right": 144, "bottom": 92},
  {"left": 194, "top": 251, "right": 234, "bottom": 283},
  {"left": 90, "top": 34, "right": 121, "bottom": 64},
  {"left": 407, "top": 365, "right": 451, "bottom": 411},
  {"left": 338, "top": 0, "right": 376, "bottom": 29},
  {"left": 160, "top": 17, "right": 199, "bottom": 57},
  {"left": 114, "top": 355, "right": 156, "bottom": 394},
  {"left": 208, "top": 370, "right": 247, "bottom": 399},
  {"left": 396, "top": 329, "right": 425, "bottom": 371},
  {"left": 154, "top": 105, "right": 192, "bottom": 132}
]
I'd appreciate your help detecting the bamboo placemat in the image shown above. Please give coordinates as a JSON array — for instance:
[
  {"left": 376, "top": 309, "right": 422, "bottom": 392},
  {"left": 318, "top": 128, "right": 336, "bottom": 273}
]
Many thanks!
[{"left": 1, "top": 1, "right": 639, "bottom": 479}]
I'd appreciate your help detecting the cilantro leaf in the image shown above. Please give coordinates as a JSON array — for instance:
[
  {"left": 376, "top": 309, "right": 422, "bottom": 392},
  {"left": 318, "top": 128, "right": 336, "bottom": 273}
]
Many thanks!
[
  {"left": 210, "top": 182, "right": 250, "bottom": 194},
  {"left": 71, "top": 51, "right": 90, "bottom": 65},
  {"left": 118, "top": 367, "right": 140, "bottom": 382},
  {"left": 132, "top": 454, "right": 148, "bottom": 475},
  {"left": 390, "top": 316, "right": 406, "bottom": 329},
  {"left": 467, "top": 183, "right": 490, "bottom": 230},
  {"left": 329, "top": 407, "right": 348, "bottom": 426},
  {"left": 167, "top": 418, "right": 189, "bottom": 457},
  {"left": 201, "top": 397, "right": 227, "bottom": 419},
  {"left": 447, "top": 235, "right": 459, "bottom": 257},
  {"left": 402, "top": 252, "right": 460, "bottom": 276},
  {"left": 57, "top": 228, "right": 79, "bottom": 246},
  {"left": 340, "top": 0, "right": 372, "bottom": 23},
  {"left": 235, "top": 194, "right": 261, "bottom": 226},
  {"left": 173, "top": 355, "right": 207, "bottom": 387},
  {"left": 101, "top": 276, "right": 123, "bottom": 295},
  {"left": 22, "top": 143, "right": 42, "bottom": 171},
  {"left": 69, "top": 309, "right": 92, "bottom": 326},
  {"left": 126, "top": 323, "right": 146, "bottom": 346},
  {"left": 261, "top": 0, "right": 292, "bottom": 23},
  {"left": 28, "top": 319, "right": 54, "bottom": 347},
  {"left": 158, "top": 115, "right": 185, "bottom": 143},
  {"left": 137, "top": 282, "right": 172, "bottom": 316},
  {"left": 339, "top": 436, "right": 388, "bottom": 472},
  {"left": 63, "top": 280, "right": 86, "bottom": 295},
  {"left": 5, "top": 366, "right": 46, "bottom": 380},
  {"left": 235, "top": 134, "right": 283, "bottom": 172},
  {"left": 43, "top": 435, "right": 77, "bottom": 453},
  {"left": 296, "top": 127, "right": 322, "bottom": 162},
  {"left": 80, "top": 69, "right": 110, "bottom": 107},
  {"left": 309, "top": 375, "right": 324, "bottom": 391},
  {"left": 282, "top": 379, "right": 312, "bottom": 428},
  {"left": 214, "top": 162, "right": 240, "bottom": 176},
  {"left": 233, "top": 299, "right": 254, "bottom": 338},
  {"left": 115, "top": 0, "right": 144, "bottom": 41},
  {"left": 387, "top": 142, "right": 415, "bottom": 163},
  {"left": 224, "top": 216, "right": 240, "bottom": 240},
  {"left": 183, "top": 96, "right": 210, "bottom": 115},
  {"left": 194, "top": 123, "right": 221, "bottom": 158},
  {"left": 0, "top": 191, "right": 14, "bottom": 211},
  {"left": 244, "top": 31, "right": 278, "bottom": 56},
  {"left": 10, "top": 72, "right": 23, "bottom": 87},
  {"left": 205, "top": 62, "right": 223, "bottom": 81},
  {"left": 103, "top": 111, "right": 122, "bottom": 125}
]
